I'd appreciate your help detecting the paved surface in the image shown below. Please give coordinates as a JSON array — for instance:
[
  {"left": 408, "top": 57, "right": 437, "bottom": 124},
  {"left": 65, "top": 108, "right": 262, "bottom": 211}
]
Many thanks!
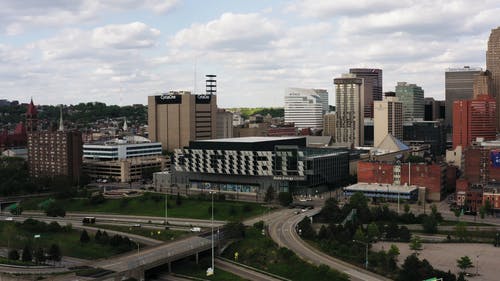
[
  {"left": 267, "top": 207, "right": 391, "bottom": 281},
  {"left": 373, "top": 242, "right": 500, "bottom": 281},
  {"left": 215, "top": 258, "right": 283, "bottom": 281}
]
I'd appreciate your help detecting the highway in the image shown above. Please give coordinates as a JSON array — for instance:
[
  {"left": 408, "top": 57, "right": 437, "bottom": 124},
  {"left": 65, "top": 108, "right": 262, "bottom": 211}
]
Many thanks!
[{"left": 267, "top": 208, "right": 391, "bottom": 281}]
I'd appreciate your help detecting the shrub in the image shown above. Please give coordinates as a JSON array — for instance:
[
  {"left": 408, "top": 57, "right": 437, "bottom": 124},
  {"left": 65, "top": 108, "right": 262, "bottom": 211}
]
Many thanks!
[
  {"left": 8, "top": 249, "right": 19, "bottom": 260},
  {"left": 80, "top": 230, "right": 90, "bottom": 243}
]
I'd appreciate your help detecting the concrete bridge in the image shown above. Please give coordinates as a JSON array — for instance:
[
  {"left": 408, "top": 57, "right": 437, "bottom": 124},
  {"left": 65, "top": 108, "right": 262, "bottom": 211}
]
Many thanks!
[{"left": 93, "top": 233, "right": 221, "bottom": 281}]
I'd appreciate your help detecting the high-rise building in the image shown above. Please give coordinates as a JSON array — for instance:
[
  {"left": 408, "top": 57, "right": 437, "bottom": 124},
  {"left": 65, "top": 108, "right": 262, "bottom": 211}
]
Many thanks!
[
  {"left": 148, "top": 76, "right": 217, "bottom": 152},
  {"left": 334, "top": 74, "right": 365, "bottom": 147},
  {"left": 374, "top": 96, "right": 403, "bottom": 147},
  {"left": 395, "top": 82, "right": 424, "bottom": 122},
  {"left": 452, "top": 95, "right": 496, "bottom": 149},
  {"left": 28, "top": 130, "right": 83, "bottom": 181},
  {"left": 473, "top": 70, "right": 493, "bottom": 99},
  {"left": 284, "top": 88, "right": 325, "bottom": 129},
  {"left": 445, "top": 66, "right": 482, "bottom": 128},
  {"left": 486, "top": 27, "right": 500, "bottom": 129},
  {"left": 424, "top": 97, "right": 446, "bottom": 121},
  {"left": 323, "top": 112, "right": 336, "bottom": 139},
  {"left": 27, "top": 106, "right": 82, "bottom": 181},
  {"left": 148, "top": 91, "right": 217, "bottom": 151},
  {"left": 350, "top": 68, "right": 383, "bottom": 118},
  {"left": 216, "top": 109, "right": 233, "bottom": 139}
]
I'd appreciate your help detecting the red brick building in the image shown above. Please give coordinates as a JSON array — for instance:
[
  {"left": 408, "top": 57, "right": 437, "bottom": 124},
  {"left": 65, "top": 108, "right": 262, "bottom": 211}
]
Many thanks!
[
  {"left": 357, "top": 161, "right": 451, "bottom": 201},
  {"left": 452, "top": 95, "right": 496, "bottom": 149}
]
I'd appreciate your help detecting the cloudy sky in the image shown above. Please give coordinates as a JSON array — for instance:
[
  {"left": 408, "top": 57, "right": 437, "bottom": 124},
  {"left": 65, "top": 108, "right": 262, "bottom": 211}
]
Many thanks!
[{"left": 0, "top": 0, "right": 498, "bottom": 107}]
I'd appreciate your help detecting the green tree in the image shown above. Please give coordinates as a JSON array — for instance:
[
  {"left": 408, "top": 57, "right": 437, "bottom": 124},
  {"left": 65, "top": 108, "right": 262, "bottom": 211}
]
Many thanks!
[
  {"left": 298, "top": 217, "right": 315, "bottom": 239},
  {"left": 175, "top": 192, "right": 182, "bottom": 206},
  {"left": 454, "top": 208, "right": 461, "bottom": 221},
  {"left": 353, "top": 226, "right": 366, "bottom": 242},
  {"left": 422, "top": 215, "right": 438, "bottom": 234},
  {"left": 455, "top": 222, "right": 468, "bottom": 242},
  {"left": 34, "top": 247, "right": 45, "bottom": 264},
  {"left": 485, "top": 199, "right": 493, "bottom": 215},
  {"left": 278, "top": 192, "right": 293, "bottom": 206},
  {"left": 45, "top": 202, "right": 66, "bottom": 217},
  {"left": 404, "top": 203, "right": 410, "bottom": 214},
  {"left": 319, "top": 198, "right": 341, "bottom": 223},
  {"left": 3, "top": 224, "right": 16, "bottom": 248},
  {"left": 264, "top": 185, "right": 275, "bottom": 202},
  {"left": 8, "top": 249, "right": 19, "bottom": 260},
  {"left": 366, "top": 222, "right": 380, "bottom": 242},
  {"left": 224, "top": 222, "right": 246, "bottom": 239},
  {"left": 479, "top": 205, "right": 486, "bottom": 219},
  {"left": 80, "top": 230, "right": 90, "bottom": 243},
  {"left": 409, "top": 236, "right": 423, "bottom": 254},
  {"left": 48, "top": 244, "right": 62, "bottom": 262},
  {"left": 387, "top": 244, "right": 400, "bottom": 268},
  {"left": 21, "top": 245, "right": 32, "bottom": 262},
  {"left": 456, "top": 256, "right": 474, "bottom": 273}
]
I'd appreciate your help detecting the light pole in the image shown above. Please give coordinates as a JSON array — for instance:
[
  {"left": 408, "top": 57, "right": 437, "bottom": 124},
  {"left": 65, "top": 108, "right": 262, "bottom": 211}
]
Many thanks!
[
  {"left": 165, "top": 192, "right": 168, "bottom": 226},
  {"left": 353, "top": 240, "right": 368, "bottom": 269},
  {"left": 207, "top": 189, "right": 216, "bottom": 276},
  {"left": 476, "top": 254, "right": 479, "bottom": 276}
]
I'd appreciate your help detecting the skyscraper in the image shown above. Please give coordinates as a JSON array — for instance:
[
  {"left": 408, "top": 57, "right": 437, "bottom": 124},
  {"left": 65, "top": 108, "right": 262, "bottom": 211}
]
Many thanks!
[
  {"left": 395, "top": 82, "right": 424, "bottom": 122},
  {"left": 445, "top": 66, "right": 482, "bottom": 128},
  {"left": 284, "top": 88, "right": 325, "bottom": 129},
  {"left": 349, "top": 68, "right": 382, "bottom": 118},
  {"left": 486, "top": 27, "right": 500, "bottom": 129},
  {"left": 473, "top": 70, "right": 493, "bottom": 99},
  {"left": 452, "top": 95, "right": 496, "bottom": 149},
  {"left": 374, "top": 96, "right": 403, "bottom": 147},
  {"left": 148, "top": 91, "right": 217, "bottom": 152},
  {"left": 334, "top": 74, "right": 365, "bottom": 147}
]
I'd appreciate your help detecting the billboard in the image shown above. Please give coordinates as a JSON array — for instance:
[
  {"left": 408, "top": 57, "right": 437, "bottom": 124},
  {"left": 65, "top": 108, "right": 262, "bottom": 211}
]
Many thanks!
[
  {"left": 491, "top": 150, "right": 500, "bottom": 168},
  {"left": 155, "top": 94, "right": 182, "bottom": 104},
  {"left": 195, "top": 94, "right": 212, "bottom": 104}
]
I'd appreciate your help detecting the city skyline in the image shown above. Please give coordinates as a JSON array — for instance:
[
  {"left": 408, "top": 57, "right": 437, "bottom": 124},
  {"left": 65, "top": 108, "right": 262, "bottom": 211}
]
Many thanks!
[{"left": 0, "top": 1, "right": 498, "bottom": 107}]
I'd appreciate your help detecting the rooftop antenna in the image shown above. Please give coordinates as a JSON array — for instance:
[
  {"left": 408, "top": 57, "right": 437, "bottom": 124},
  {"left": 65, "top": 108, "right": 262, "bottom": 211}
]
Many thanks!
[
  {"left": 58, "top": 105, "right": 64, "bottom": 131},
  {"left": 193, "top": 57, "right": 197, "bottom": 95}
]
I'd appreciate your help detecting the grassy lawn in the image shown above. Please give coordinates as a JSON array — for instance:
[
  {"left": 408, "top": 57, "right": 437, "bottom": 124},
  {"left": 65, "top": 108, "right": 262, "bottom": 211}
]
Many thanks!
[
  {"left": 171, "top": 256, "right": 248, "bottom": 281},
  {"left": 0, "top": 221, "right": 133, "bottom": 259},
  {"left": 221, "top": 227, "right": 349, "bottom": 281},
  {"left": 21, "top": 193, "right": 266, "bottom": 221},
  {"left": 0, "top": 256, "right": 39, "bottom": 266},
  {"left": 94, "top": 224, "right": 186, "bottom": 242}
]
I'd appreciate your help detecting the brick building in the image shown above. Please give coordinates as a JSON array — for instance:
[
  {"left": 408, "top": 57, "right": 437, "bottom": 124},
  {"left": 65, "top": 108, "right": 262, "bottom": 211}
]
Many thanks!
[
  {"left": 357, "top": 161, "right": 452, "bottom": 201},
  {"left": 452, "top": 95, "right": 496, "bottom": 149}
]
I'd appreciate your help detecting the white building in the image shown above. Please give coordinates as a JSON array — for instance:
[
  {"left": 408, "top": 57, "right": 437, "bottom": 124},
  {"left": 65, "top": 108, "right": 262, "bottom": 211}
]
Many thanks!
[
  {"left": 284, "top": 88, "right": 326, "bottom": 129},
  {"left": 374, "top": 96, "right": 403, "bottom": 147},
  {"left": 83, "top": 135, "right": 162, "bottom": 160},
  {"left": 334, "top": 74, "right": 366, "bottom": 147}
]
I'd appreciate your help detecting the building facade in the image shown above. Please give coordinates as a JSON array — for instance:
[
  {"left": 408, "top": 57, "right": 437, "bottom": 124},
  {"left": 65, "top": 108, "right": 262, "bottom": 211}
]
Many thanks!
[
  {"left": 349, "top": 68, "right": 383, "bottom": 118},
  {"left": 424, "top": 97, "right": 445, "bottom": 121},
  {"left": 164, "top": 137, "right": 349, "bottom": 200},
  {"left": 284, "top": 88, "right": 326, "bottom": 129},
  {"left": 216, "top": 109, "right": 233, "bottom": 139},
  {"left": 82, "top": 135, "right": 167, "bottom": 182},
  {"left": 473, "top": 70, "right": 493, "bottom": 99},
  {"left": 357, "top": 161, "right": 451, "bottom": 201},
  {"left": 27, "top": 130, "right": 83, "bottom": 182},
  {"left": 374, "top": 96, "right": 403, "bottom": 147},
  {"left": 334, "top": 74, "right": 365, "bottom": 147},
  {"left": 487, "top": 27, "right": 500, "bottom": 130},
  {"left": 452, "top": 95, "right": 496, "bottom": 149},
  {"left": 403, "top": 121, "right": 447, "bottom": 156},
  {"left": 395, "top": 82, "right": 424, "bottom": 122},
  {"left": 323, "top": 112, "right": 336, "bottom": 138},
  {"left": 147, "top": 91, "right": 217, "bottom": 152},
  {"left": 445, "top": 66, "right": 482, "bottom": 128}
]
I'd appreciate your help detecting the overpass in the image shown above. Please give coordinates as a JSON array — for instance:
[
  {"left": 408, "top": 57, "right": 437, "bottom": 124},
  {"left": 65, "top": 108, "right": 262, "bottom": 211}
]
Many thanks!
[{"left": 92, "top": 233, "right": 221, "bottom": 281}]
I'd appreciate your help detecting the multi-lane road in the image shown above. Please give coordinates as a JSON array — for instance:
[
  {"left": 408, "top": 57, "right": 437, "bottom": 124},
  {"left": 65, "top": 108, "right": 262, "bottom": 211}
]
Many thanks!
[{"left": 267, "top": 207, "right": 391, "bottom": 281}]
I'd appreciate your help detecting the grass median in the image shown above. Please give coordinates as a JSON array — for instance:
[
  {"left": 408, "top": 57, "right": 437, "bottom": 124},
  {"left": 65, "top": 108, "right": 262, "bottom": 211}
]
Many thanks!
[
  {"left": 21, "top": 192, "right": 267, "bottom": 221},
  {"left": 93, "top": 223, "right": 186, "bottom": 242}
]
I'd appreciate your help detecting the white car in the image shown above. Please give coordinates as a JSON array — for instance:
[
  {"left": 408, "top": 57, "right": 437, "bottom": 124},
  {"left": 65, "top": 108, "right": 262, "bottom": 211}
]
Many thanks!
[
  {"left": 5, "top": 217, "right": 13, "bottom": 221},
  {"left": 190, "top": 227, "right": 201, "bottom": 232}
]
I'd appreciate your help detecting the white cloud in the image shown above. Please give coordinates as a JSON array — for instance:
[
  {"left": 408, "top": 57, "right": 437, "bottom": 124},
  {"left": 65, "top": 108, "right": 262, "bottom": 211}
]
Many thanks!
[{"left": 168, "top": 13, "right": 281, "bottom": 51}]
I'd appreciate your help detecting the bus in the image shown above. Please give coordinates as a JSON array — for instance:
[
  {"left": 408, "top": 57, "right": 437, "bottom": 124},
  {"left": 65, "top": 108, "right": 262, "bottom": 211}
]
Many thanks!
[{"left": 82, "top": 217, "right": 96, "bottom": 224}]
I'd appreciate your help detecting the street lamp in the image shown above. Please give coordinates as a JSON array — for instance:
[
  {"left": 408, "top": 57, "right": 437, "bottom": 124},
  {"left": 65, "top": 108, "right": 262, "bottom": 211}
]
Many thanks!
[
  {"left": 165, "top": 193, "right": 168, "bottom": 226},
  {"left": 352, "top": 240, "right": 368, "bottom": 269},
  {"left": 207, "top": 189, "right": 216, "bottom": 276}
]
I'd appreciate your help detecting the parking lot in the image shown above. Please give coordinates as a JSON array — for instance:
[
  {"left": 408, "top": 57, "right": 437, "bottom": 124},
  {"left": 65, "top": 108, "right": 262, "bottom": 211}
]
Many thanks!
[{"left": 373, "top": 242, "right": 500, "bottom": 281}]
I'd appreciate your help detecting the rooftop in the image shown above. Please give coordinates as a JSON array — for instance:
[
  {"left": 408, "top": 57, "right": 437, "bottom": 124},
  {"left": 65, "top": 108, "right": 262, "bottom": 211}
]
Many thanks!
[
  {"left": 345, "top": 182, "right": 420, "bottom": 193},
  {"left": 196, "top": 136, "right": 304, "bottom": 143}
]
